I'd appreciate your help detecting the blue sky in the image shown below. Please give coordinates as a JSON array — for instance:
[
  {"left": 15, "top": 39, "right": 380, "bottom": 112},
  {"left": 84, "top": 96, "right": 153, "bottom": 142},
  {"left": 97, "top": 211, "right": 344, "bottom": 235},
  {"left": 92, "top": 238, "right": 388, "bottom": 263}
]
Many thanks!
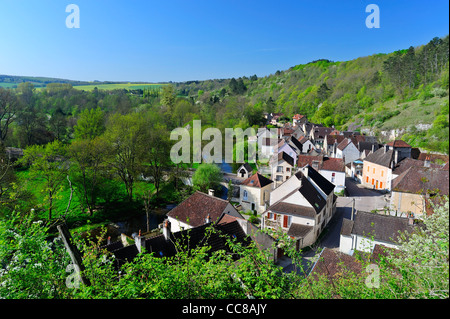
[{"left": 0, "top": 0, "right": 448, "bottom": 82}]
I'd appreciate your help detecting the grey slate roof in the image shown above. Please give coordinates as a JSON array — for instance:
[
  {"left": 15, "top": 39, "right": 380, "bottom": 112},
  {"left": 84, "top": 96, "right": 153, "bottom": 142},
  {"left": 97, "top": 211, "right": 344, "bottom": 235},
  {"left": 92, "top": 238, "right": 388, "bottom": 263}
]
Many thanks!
[
  {"left": 345, "top": 211, "right": 417, "bottom": 244},
  {"left": 287, "top": 223, "right": 313, "bottom": 238},
  {"left": 364, "top": 148, "right": 394, "bottom": 168}
]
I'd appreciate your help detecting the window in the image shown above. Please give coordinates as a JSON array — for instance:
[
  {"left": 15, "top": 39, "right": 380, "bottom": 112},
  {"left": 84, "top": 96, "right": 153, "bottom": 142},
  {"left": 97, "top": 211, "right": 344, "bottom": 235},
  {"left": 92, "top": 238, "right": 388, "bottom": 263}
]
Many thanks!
[
  {"left": 243, "top": 190, "right": 248, "bottom": 201},
  {"left": 276, "top": 175, "right": 283, "bottom": 182},
  {"left": 373, "top": 168, "right": 375, "bottom": 174},
  {"left": 372, "top": 178, "right": 374, "bottom": 185},
  {"left": 380, "top": 182, "right": 383, "bottom": 189},
  {"left": 277, "top": 166, "right": 283, "bottom": 173},
  {"left": 367, "top": 166, "right": 370, "bottom": 172},
  {"left": 381, "top": 170, "right": 384, "bottom": 177},
  {"left": 267, "top": 212, "right": 273, "bottom": 219},
  {"left": 283, "top": 215, "right": 292, "bottom": 228},
  {"left": 286, "top": 167, "right": 290, "bottom": 172},
  {"left": 366, "top": 176, "right": 369, "bottom": 183}
]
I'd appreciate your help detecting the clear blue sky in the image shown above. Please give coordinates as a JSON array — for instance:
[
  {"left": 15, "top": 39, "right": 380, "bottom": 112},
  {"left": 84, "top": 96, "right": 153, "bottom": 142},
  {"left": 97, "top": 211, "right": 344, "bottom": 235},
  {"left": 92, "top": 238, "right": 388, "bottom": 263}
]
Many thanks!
[{"left": 0, "top": 0, "right": 448, "bottom": 82}]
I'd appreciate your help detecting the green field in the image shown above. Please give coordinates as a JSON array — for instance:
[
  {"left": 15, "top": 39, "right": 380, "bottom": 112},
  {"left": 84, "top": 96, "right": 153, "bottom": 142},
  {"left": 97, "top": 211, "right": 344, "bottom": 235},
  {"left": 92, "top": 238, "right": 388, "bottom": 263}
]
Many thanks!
[{"left": 72, "top": 83, "right": 165, "bottom": 91}]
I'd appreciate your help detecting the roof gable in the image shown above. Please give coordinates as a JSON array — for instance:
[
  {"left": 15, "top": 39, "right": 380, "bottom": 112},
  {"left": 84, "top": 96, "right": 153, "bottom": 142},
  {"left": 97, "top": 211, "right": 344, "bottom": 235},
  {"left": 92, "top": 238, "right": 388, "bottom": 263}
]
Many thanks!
[
  {"left": 241, "top": 173, "right": 273, "bottom": 188},
  {"left": 167, "top": 191, "right": 231, "bottom": 227}
]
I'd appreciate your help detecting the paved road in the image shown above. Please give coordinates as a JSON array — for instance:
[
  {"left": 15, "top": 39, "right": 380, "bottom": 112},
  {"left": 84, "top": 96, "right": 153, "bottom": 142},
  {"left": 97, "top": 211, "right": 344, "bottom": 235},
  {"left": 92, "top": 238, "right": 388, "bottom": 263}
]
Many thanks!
[
  {"left": 345, "top": 177, "right": 385, "bottom": 197},
  {"left": 278, "top": 192, "right": 389, "bottom": 274}
]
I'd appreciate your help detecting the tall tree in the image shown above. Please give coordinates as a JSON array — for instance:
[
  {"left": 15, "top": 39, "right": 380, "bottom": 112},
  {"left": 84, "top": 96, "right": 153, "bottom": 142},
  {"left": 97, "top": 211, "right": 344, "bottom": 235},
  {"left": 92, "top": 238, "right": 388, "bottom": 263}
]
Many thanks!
[
  {"left": 103, "top": 113, "right": 148, "bottom": 202},
  {"left": 0, "top": 88, "right": 20, "bottom": 143},
  {"left": 74, "top": 107, "right": 105, "bottom": 140},
  {"left": 20, "top": 140, "right": 68, "bottom": 219},
  {"left": 69, "top": 137, "right": 108, "bottom": 215}
]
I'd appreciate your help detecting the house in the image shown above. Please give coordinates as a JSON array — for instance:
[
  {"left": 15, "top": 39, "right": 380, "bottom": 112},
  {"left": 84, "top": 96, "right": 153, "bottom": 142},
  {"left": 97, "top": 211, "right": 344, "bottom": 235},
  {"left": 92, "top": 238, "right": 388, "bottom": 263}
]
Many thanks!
[
  {"left": 257, "top": 128, "right": 279, "bottom": 159},
  {"left": 324, "top": 135, "right": 345, "bottom": 156},
  {"left": 296, "top": 136, "right": 315, "bottom": 154},
  {"left": 339, "top": 211, "right": 418, "bottom": 255},
  {"left": 103, "top": 218, "right": 251, "bottom": 269},
  {"left": 390, "top": 166, "right": 449, "bottom": 218},
  {"left": 310, "top": 126, "right": 334, "bottom": 149},
  {"left": 270, "top": 151, "right": 295, "bottom": 186},
  {"left": 269, "top": 112, "right": 285, "bottom": 126},
  {"left": 357, "top": 141, "right": 379, "bottom": 159},
  {"left": 166, "top": 190, "right": 244, "bottom": 233},
  {"left": 262, "top": 165, "right": 336, "bottom": 251},
  {"left": 239, "top": 173, "right": 273, "bottom": 214},
  {"left": 346, "top": 159, "right": 364, "bottom": 183},
  {"left": 362, "top": 141, "right": 412, "bottom": 191},
  {"left": 236, "top": 163, "right": 253, "bottom": 178},
  {"left": 335, "top": 138, "right": 361, "bottom": 165},
  {"left": 292, "top": 114, "right": 308, "bottom": 126},
  {"left": 297, "top": 155, "right": 346, "bottom": 193},
  {"left": 277, "top": 140, "right": 298, "bottom": 164}
]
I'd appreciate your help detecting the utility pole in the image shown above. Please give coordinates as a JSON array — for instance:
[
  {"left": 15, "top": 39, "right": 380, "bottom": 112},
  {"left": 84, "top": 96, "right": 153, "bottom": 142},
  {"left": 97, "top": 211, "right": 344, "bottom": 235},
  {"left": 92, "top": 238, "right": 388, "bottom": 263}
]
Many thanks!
[{"left": 57, "top": 223, "right": 90, "bottom": 287}]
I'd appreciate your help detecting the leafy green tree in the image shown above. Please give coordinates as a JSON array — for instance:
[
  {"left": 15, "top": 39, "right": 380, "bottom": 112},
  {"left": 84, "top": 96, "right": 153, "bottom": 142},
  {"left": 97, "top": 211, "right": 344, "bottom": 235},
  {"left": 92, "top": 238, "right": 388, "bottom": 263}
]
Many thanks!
[
  {"left": 103, "top": 112, "right": 148, "bottom": 202},
  {"left": 20, "top": 140, "right": 68, "bottom": 219},
  {"left": 69, "top": 137, "right": 109, "bottom": 215},
  {"left": 74, "top": 107, "right": 105, "bottom": 140},
  {"left": 192, "top": 163, "right": 222, "bottom": 193}
]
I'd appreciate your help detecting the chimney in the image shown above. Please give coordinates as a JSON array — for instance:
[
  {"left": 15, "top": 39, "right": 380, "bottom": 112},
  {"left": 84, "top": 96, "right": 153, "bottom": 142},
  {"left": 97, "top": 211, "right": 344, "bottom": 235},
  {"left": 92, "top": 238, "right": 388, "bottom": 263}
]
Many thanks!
[
  {"left": 208, "top": 189, "right": 215, "bottom": 197},
  {"left": 205, "top": 214, "right": 211, "bottom": 224},
  {"left": 424, "top": 156, "right": 431, "bottom": 168},
  {"left": 371, "top": 144, "right": 375, "bottom": 153},
  {"left": 384, "top": 144, "right": 388, "bottom": 153},
  {"left": 394, "top": 150, "right": 399, "bottom": 165},
  {"left": 163, "top": 220, "right": 171, "bottom": 241},
  {"left": 135, "top": 230, "right": 143, "bottom": 253}
]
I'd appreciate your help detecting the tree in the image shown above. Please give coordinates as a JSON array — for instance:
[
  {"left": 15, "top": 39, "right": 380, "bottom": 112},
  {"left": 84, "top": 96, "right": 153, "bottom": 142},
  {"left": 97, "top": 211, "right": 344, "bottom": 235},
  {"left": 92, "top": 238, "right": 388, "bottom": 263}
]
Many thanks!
[
  {"left": 20, "top": 140, "right": 69, "bottom": 219},
  {"left": 103, "top": 113, "right": 148, "bottom": 202},
  {"left": 160, "top": 85, "right": 176, "bottom": 110},
  {"left": 192, "top": 163, "right": 222, "bottom": 193},
  {"left": 0, "top": 88, "right": 20, "bottom": 143},
  {"left": 143, "top": 123, "right": 171, "bottom": 198},
  {"left": 69, "top": 137, "right": 109, "bottom": 215},
  {"left": 74, "top": 107, "right": 105, "bottom": 140}
]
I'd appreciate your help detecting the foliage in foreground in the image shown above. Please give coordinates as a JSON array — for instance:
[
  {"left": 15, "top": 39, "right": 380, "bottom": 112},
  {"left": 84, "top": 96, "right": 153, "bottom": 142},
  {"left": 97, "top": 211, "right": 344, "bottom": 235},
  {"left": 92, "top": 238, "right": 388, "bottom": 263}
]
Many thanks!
[{"left": 0, "top": 197, "right": 448, "bottom": 299}]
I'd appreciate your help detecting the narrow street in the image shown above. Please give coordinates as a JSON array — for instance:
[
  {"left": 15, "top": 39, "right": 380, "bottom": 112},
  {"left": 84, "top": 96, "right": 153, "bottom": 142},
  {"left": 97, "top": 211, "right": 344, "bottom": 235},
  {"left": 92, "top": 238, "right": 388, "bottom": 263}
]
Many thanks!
[{"left": 278, "top": 178, "right": 389, "bottom": 274}]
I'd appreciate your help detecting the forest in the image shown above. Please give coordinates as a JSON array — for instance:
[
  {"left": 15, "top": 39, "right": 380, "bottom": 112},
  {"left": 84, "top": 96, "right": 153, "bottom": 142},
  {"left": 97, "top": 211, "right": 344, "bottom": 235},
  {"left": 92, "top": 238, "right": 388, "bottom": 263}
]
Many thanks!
[{"left": 0, "top": 35, "right": 448, "bottom": 299}]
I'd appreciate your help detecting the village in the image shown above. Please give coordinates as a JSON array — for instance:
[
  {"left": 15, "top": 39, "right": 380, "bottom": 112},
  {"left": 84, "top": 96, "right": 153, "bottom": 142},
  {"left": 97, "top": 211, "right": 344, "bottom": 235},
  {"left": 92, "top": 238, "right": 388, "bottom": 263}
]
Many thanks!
[{"left": 101, "top": 112, "right": 449, "bottom": 278}]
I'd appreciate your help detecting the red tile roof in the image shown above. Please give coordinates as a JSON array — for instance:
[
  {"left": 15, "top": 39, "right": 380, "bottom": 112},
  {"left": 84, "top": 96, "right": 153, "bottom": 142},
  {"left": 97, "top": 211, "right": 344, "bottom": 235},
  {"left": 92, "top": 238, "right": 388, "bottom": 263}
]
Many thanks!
[
  {"left": 241, "top": 173, "right": 273, "bottom": 188},
  {"left": 167, "top": 191, "right": 231, "bottom": 227},
  {"left": 386, "top": 140, "right": 411, "bottom": 148}
]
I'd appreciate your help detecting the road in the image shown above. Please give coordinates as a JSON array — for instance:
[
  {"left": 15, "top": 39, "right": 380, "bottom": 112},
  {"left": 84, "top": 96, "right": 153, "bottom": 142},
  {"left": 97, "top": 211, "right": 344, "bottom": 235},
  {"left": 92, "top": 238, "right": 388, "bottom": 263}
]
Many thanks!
[{"left": 278, "top": 180, "right": 389, "bottom": 274}]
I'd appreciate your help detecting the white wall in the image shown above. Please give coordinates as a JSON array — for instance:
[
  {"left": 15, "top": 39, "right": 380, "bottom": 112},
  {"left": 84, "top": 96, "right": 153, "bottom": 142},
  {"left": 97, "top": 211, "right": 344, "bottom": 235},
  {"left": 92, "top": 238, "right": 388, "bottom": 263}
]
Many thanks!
[
  {"left": 319, "top": 170, "right": 346, "bottom": 193},
  {"left": 168, "top": 216, "right": 191, "bottom": 233}
]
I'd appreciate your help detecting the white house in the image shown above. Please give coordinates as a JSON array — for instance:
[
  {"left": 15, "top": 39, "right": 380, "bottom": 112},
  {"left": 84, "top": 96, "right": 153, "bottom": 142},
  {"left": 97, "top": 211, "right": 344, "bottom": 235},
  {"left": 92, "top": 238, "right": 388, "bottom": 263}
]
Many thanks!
[
  {"left": 236, "top": 163, "right": 253, "bottom": 179},
  {"left": 262, "top": 165, "right": 336, "bottom": 251},
  {"left": 167, "top": 191, "right": 244, "bottom": 233},
  {"left": 270, "top": 151, "right": 295, "bottom": 186},
  {"left": 277, "top": 141, "right": 298, "bottom": 164},
  {"left": 297, "top": 155, "right": 346, "bottom": 193},
  {"left": 339, "top": 211, "right": 417, "bottom": 255},
  {"left": 257, "top": 128, "right": 279, "bottom": 159},
  {"left": 239, "top": 173, "right": 273, "bottom": 214},
  {"left": 335, "top": 138, "right": 360, "bottom": 165}
]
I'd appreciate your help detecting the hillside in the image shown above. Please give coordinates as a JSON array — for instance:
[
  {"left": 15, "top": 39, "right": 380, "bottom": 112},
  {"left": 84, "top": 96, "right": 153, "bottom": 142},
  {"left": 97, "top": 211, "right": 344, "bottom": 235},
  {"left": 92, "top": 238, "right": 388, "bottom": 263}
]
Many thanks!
[{"left": 175, "top": 35, "right": 449, "bottom": 153}]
